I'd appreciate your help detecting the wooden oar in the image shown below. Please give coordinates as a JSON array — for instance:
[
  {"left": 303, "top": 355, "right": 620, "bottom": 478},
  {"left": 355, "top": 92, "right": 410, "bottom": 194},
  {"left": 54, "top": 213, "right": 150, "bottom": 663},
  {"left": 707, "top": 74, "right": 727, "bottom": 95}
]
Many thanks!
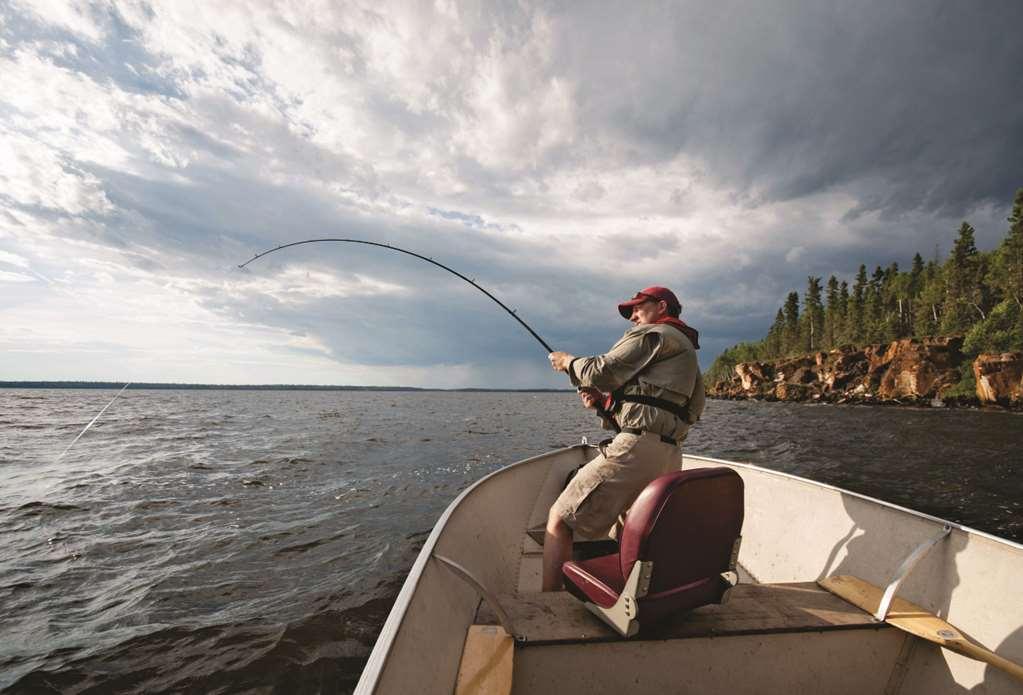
[{"left": 819, "top": 575, "right": 1023, "bottom": 683}]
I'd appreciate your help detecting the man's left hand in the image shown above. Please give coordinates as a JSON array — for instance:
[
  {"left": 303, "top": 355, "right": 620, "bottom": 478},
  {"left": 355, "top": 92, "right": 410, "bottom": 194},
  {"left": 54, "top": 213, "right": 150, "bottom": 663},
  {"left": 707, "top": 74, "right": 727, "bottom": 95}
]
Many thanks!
[{"left": 548, "top": 351, "right": 575, "bottom": 372}]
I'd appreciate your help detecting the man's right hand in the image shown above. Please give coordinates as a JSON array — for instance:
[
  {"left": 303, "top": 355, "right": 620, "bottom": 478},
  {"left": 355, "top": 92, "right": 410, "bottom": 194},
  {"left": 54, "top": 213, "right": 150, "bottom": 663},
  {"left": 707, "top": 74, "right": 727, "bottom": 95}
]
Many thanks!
[{"left": 578, "top": 387, "right": 604, "bottom": 409}]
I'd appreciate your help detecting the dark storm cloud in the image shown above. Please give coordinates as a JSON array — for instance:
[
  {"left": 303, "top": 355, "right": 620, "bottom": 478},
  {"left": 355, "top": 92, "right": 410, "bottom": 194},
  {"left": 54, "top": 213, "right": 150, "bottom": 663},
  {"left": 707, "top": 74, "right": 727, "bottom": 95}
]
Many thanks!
[{"left": 547, "top": 0, "right": 1023, "bottom": 217}]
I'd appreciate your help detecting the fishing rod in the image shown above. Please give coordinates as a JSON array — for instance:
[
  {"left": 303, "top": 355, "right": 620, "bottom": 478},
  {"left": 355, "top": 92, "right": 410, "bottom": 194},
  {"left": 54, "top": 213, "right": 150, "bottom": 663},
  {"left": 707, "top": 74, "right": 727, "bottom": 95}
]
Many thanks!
[
  {"left": 238, "top": 238, "right": 556, "bottom": 354},
  {"left": 56, "top": 382, "right": 131, "bottom": 461}
]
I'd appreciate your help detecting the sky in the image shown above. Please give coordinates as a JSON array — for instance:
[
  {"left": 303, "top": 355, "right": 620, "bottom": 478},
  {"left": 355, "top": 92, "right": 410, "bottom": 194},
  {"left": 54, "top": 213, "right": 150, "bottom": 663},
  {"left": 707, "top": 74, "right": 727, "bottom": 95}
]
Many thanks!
[{"left": 2, "top": 0, "right": 1022, "bottom": 388}]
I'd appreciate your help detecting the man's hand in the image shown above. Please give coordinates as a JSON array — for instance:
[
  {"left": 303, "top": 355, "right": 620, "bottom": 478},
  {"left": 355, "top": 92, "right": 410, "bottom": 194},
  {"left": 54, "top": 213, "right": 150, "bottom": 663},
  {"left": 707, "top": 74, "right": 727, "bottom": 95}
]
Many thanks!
[
  {"left": 578, "top": 387, "right": 604, "bottom": 409},
  {"left": 548, "top": 351, "right": 575, "bottom": 372}
]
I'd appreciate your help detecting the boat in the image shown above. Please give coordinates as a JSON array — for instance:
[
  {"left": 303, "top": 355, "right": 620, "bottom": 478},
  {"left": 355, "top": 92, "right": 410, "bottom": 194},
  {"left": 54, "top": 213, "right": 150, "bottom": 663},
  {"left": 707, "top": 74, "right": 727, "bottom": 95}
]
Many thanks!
[{"left": 354, "top": 444, "right": 1023, "bottom": 694}]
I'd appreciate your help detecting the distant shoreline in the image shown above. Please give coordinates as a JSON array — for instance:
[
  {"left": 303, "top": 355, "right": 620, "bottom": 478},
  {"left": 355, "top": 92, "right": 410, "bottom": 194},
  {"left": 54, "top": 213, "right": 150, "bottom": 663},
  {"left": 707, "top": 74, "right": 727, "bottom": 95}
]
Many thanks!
[{"left": 0, "top": 381, "right": 573, "bottom": 393}]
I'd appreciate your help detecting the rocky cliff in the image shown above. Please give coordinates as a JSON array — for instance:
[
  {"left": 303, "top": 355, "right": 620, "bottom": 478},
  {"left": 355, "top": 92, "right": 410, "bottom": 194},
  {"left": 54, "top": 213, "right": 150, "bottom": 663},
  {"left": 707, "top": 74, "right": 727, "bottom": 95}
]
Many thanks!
[{"left": 710, "top": 336, "right": 1023, "bottom": 409}]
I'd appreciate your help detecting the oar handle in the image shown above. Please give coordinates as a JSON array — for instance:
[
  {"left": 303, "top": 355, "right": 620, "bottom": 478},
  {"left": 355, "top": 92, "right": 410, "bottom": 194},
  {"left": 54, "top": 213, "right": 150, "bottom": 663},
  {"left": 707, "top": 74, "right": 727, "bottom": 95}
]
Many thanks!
[{"left": 951, "top": 640, "right": 1023, "bottom": 683}]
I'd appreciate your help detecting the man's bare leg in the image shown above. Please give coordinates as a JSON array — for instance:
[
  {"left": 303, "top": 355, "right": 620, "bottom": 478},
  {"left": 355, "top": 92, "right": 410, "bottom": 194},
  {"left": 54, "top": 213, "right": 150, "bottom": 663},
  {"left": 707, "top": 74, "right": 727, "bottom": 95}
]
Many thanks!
[{"left": 542, "top": 507, "right": 573, "bottom": 591}]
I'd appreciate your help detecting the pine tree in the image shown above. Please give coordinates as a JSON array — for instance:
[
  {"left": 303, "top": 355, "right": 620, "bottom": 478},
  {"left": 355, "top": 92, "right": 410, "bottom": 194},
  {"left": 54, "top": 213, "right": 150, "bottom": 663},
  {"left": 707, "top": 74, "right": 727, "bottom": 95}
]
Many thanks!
[
  {"left": 824, "top": 275, "right": 840, "bottom": 349},
  {"left": 848, "top": 265, "right": 868, "bottom": 344},
  {"left": 863, "top": 266, "right": 885, "bottom": 342},
  {"left": 908, "top": 252, "right": 925, "bottom": 331},
  {"left": 838, "top": 281, "right": 850, "bottom": 345},
  {"left": 801, "top": 276, "right": 824, "bottom": 351},
  {"left": 941, "top": 222, "right": 983, "bottom": 333},
  {"left": 764, "top": 308, "right": 786, "bottom": 358},
  {"left": 783, "top": 292, "right": 800, "bottom": 355},
  {"left": 990, "top": 188, "right": 1023, "bottom": 309},
  {"left": 915, "top": 260, "right": 942, "bottom": 336}
]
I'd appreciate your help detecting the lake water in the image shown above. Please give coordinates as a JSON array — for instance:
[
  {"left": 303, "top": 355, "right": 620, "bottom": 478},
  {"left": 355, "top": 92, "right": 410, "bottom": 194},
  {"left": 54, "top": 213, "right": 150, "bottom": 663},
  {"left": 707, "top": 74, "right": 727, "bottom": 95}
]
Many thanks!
[{"left": 1, "top": 389, "right": 1020, "bottom": 693}]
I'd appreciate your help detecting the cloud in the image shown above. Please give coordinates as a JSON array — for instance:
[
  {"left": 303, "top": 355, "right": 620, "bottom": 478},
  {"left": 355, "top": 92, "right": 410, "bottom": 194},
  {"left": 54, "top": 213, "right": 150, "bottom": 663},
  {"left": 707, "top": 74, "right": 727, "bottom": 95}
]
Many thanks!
[{"left": 1, "top": 0, "right": 1021, "bottom": 386}]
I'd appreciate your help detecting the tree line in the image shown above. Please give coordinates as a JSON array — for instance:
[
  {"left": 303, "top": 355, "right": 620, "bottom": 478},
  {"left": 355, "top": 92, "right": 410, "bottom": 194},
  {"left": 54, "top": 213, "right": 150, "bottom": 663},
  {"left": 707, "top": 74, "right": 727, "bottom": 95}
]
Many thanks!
[{"left": 707, "top": 188, "right": 1023, "bottom": 386}]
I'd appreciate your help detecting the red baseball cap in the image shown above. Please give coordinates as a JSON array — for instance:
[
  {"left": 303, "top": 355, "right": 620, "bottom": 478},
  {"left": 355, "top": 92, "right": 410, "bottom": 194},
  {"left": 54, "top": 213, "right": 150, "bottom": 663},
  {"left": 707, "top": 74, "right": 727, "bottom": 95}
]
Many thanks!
[{"left": 617, "top": 286, "right": 681, "bottom": 319}]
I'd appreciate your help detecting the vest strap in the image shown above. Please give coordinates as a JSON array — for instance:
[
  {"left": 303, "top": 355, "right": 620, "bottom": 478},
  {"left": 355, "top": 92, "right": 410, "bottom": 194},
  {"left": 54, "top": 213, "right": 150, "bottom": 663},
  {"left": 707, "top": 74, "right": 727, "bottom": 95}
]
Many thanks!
[{"left": 614, "top": 392, "right": 691, "bottom": 423}]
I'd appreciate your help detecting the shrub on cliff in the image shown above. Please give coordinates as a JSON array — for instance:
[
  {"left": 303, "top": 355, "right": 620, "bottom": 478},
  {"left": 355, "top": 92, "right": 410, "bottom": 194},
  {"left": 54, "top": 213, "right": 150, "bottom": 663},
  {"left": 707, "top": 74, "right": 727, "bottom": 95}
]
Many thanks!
[
  {"left": 963, "top": 299, "right": 1023, "bottom": 356},
  {"left": 705, "top": 341, "right": 765, "bottom": 386}
]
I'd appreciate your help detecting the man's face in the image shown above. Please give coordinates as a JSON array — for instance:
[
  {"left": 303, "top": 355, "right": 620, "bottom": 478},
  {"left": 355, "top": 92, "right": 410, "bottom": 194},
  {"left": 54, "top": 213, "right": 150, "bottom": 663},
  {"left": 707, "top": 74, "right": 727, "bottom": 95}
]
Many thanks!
[{"left": 630, "top": 297, "right": 666, "bottom": 325}]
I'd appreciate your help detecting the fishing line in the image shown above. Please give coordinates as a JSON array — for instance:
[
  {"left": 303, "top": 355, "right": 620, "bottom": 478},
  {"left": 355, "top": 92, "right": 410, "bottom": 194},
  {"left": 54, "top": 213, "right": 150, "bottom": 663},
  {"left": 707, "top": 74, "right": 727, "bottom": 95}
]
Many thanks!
[
  {"left": 238, "top": 238, "right": 555, "bottom": 354},
  {"left": 56, "top": 382, "right": 131, "bottom": 461}
]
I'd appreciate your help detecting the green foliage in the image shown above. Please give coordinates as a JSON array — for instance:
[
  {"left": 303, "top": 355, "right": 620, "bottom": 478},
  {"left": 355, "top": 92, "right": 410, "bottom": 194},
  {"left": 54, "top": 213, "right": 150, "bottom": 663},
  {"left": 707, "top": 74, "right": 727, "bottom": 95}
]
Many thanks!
[
  {"left": 705, "top": 341, "right": 765, "bottom": 385},
  {"left": 942, "top": 362, "right": 978, "bottom": 400},
  {"left": 962, "top": 299, "right": 1023, "bottom": 355},
  {"left": 708, "top": 188, "right": 1023, "bottom": 385},
  {"left": 989, "top": 188, "right": 1023, "bottom": 307}
]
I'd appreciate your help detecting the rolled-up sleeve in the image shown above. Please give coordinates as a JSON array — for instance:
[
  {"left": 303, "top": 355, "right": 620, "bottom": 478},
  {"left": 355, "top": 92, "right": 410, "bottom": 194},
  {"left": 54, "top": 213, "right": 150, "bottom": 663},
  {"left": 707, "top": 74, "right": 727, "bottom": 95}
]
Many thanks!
[{"left": 568, "top": 331, "right": 661, "bottom": 392}]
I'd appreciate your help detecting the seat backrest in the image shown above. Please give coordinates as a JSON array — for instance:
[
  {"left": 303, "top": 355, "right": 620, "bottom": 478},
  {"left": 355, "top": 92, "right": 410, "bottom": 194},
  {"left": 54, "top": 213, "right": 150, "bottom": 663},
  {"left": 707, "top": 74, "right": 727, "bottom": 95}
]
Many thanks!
[{"left": 619, "top": 468, "right": 744, "bottom": 594}]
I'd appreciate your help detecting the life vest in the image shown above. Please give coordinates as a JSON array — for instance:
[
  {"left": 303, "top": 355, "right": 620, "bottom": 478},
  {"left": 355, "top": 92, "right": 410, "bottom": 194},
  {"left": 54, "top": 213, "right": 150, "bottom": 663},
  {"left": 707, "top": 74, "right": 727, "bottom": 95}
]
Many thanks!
[{"left": 598, "top": 323, "right": 705, "bottom": 429}]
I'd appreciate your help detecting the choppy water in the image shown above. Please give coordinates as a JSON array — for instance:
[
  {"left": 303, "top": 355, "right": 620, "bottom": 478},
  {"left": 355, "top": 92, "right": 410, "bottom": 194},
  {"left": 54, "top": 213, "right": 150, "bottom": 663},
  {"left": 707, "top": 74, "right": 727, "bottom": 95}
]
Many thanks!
[{"left": 1, "top": 389, "right": 1020, "bottom": 693}]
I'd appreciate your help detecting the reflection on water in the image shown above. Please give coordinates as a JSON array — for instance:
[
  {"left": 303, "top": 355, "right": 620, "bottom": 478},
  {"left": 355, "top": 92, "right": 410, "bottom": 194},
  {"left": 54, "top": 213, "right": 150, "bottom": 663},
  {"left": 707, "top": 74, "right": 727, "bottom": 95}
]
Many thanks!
[{"left": 1, "top": 390, "right": 1019, "bottom": 692}]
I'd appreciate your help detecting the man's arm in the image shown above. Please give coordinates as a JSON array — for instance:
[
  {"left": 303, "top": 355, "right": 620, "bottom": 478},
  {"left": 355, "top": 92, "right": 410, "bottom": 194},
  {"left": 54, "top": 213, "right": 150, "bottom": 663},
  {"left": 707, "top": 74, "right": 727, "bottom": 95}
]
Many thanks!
[{"left": 550, "top": 329, "right": 661, "bottom": 393}]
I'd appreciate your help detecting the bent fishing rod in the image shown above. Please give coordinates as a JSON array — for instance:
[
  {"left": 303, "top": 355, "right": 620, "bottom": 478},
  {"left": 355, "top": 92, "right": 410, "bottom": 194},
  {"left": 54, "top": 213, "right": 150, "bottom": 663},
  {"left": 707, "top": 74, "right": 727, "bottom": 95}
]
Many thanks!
[{"left": 238, "top": 238, "right": 555, "bottom": 354}]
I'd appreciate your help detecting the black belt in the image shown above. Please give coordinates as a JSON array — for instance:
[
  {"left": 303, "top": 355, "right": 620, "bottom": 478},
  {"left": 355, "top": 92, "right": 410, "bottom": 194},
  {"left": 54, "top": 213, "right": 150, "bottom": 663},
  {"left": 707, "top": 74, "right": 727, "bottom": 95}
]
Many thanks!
[{"left": 621, "top": 427, "right": 678, "bottom": 446}]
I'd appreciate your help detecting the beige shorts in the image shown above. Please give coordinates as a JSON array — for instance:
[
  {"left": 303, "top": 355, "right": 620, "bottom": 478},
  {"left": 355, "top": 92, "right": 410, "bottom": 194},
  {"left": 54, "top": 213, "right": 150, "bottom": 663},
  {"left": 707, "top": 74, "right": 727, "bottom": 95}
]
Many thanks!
[{"left": 552, "top": 431, "right": 682, "bottom": 540}]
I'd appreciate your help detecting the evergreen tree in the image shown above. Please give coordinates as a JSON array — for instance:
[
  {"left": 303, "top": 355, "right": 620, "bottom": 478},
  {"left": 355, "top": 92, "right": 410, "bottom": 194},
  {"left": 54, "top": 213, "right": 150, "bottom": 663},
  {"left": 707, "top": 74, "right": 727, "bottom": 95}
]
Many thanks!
[
  {"left": 848, "top": 265, "right": 868, "bottom": 344},
  {"left": 915, "top": 260, "right": 943, "bottom": 336},
  {"left": 823, "top": 275, "right": 840, "bottom": 349},
  {"left": 908, "top": 252, "right": 925, "bottom": 331},
  {"left": 909, "top": 253, "right": 924, "bottom": 296},
  {"left": 990, "top": 188, "right": 1023, "bottom": 308},
  {"left": 838, "top": 281, "right": 850, "bottom": 344},
  {"left": 941, "top": 222, "right": 983, "bottom": 333},
  {"left": 764, "top": 308, "right": 786, "bottom": 358},
  {"left": 783, "top": 291, "right": 800, "bottom": 355},
  {"left": 864, "top": 266, "right": 885, "bottom": 342},
  {"left": 802, "top": 276, "right": 825, "bottom": 351}
]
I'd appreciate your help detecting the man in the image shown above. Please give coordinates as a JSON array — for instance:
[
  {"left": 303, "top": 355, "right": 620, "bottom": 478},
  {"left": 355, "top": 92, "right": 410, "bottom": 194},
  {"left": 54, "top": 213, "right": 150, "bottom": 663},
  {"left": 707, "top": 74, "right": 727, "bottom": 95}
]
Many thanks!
[{"left": 544, "top": 286, "right": 704, "bottom": 591}]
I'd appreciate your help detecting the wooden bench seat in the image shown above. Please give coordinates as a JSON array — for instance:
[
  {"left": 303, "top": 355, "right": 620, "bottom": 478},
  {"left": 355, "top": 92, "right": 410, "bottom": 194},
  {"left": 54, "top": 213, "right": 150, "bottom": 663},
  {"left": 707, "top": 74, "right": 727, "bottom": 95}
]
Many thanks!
[{"left": 476, "top": 582, "right": 885, "bottom": 646}]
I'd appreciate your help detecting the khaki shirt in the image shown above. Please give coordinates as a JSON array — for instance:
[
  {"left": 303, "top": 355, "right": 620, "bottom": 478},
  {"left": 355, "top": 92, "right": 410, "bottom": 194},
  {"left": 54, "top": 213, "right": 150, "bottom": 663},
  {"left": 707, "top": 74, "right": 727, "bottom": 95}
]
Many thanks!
[{"left": 567, "top": 323, "right": 705, "bottom": 441}]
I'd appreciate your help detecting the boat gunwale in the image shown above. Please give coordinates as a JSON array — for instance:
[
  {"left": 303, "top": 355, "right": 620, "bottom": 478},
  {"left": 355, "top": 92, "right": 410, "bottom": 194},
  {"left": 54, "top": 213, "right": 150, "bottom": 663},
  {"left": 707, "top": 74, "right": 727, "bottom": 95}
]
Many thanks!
[
  {"left": 353, "top": 444, "right": 586, "bottom": 695},
  {"left": 684, "top": 453, "right": 1023, "bottom": 551},
  {"left": 356, "top": 447, "right": 1021, "bottom": 693}
]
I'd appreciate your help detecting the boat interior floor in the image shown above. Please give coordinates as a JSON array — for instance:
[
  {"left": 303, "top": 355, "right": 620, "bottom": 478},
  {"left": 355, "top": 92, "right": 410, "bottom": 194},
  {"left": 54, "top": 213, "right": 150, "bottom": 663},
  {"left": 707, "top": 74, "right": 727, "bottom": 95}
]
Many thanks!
[{"left": 476, "top": 581, "right": 887, "bottom": 646}]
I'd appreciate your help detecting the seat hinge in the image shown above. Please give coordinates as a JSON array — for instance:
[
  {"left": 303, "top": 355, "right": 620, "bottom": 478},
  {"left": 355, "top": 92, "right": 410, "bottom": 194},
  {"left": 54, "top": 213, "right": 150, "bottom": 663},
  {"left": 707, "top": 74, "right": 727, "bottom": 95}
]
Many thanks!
[{"left": 584, "top": 560, "right": 653, "bottom": 638}]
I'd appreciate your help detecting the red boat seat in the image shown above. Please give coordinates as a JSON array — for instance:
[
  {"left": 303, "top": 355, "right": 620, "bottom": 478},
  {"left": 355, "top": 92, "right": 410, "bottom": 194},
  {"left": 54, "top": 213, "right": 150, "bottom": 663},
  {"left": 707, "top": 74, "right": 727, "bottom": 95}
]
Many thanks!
[{"left": 561, "top": 467, "right": 744, "bottom": 637}]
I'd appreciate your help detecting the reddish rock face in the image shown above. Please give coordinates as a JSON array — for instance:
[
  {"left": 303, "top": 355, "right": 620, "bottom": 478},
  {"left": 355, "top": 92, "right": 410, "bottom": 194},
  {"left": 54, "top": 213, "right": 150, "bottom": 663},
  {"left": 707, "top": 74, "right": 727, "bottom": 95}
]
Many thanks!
[
  {"left": 974, "top": 352, "right": 1023, "bottom": 404},
  {"left": 872, "top": 337, "right": 963, "bottom": 399},
  {"left": 819, "top": 347, "right": 868, "bottom": 391},
  {"left": 708, "top": 335, "right": 1006, "bottom": 407},
  {"left": 774, "top": 355, "right": 817, "bottom": 383},
  {"left": 775, "top": 382, "right": 811, "bottom": 401},
  {"left": 735, "top": 362, "right": 773, "bottom": 392}
]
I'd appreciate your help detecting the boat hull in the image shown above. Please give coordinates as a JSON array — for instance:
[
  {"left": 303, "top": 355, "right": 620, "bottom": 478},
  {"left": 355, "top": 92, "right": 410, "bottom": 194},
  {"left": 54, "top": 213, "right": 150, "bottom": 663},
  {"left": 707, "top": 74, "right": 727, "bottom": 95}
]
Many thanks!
[{"left": 356, "top": 446, "right": 1023, "bottom": 694}]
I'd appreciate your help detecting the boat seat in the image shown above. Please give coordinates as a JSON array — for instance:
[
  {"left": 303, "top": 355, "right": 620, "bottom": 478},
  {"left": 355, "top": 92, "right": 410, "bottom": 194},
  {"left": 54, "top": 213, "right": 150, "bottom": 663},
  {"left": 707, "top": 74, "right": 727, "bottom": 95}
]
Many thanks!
[{"left": 561, "top": 467, "right": 744, "bottom": 637}]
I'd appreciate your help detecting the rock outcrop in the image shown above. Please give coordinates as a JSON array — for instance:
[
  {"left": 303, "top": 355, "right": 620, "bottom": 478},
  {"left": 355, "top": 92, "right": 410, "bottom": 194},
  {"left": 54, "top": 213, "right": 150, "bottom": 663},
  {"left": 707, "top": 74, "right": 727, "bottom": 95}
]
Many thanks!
[
  {"left": 973, "top": 352, "right": 1023, "bottom": 405},
  {"left": 710, "top": 337, "right": 1023, "bottom": 408}
]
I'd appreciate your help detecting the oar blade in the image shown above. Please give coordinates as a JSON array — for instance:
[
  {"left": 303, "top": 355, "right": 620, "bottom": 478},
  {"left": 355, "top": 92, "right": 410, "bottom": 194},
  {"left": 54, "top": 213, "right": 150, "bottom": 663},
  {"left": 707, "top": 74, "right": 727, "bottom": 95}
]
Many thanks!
[{"left": 819, "top": 575, "right": 1023, "bottom": 682}]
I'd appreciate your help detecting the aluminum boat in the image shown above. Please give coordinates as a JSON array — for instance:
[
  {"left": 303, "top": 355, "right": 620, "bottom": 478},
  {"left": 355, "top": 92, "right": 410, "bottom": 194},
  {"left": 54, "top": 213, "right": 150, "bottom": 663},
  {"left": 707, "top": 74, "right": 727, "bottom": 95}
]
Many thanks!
[{"left": 355, "top": 445, "right": 1023, "bottom": 694}]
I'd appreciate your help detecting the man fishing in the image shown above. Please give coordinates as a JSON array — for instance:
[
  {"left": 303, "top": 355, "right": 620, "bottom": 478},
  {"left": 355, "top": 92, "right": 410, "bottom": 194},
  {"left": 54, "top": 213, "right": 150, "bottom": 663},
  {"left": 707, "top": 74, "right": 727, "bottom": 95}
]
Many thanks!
[{"left": 544, "top": 286, "right": 705, "bottom": 592}]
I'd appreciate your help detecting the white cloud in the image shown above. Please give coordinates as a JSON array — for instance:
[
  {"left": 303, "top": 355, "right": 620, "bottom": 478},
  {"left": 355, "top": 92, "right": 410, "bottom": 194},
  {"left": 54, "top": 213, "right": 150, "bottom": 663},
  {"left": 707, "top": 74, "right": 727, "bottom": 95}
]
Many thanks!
[
  {"left": 0, "top": 270, "right": 35, "bottom": 283},
  {"left": 0, "top": 250, "right": 31, "bottom": 268},
  {"left": 785, "top": 246, "right": 806, "bottom": 263}
]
